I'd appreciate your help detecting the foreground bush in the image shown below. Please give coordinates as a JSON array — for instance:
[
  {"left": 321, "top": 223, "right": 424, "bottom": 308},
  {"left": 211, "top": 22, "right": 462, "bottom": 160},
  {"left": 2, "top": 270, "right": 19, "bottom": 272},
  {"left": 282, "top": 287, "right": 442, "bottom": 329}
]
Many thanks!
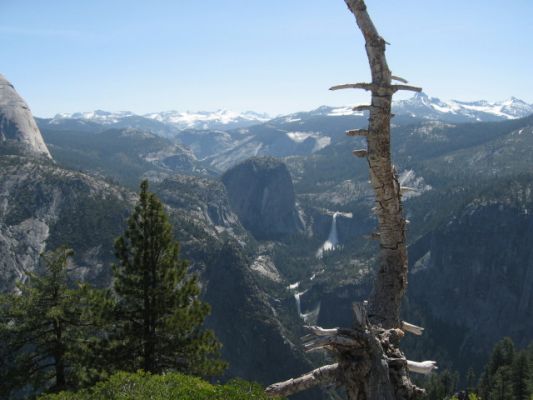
[{"left": 39, "top": 371, "right": 281, "bottom": 400}]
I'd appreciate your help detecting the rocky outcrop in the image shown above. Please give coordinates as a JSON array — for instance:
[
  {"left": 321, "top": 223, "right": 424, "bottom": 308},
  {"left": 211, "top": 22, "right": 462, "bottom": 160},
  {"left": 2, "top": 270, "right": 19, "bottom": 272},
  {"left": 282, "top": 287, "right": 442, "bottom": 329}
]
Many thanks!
[
  {"left": 0, "top": 74, "right": 51, "bottom": 159},
  {"left": 0, "top": 155, "right": 132, "bottom": 291},
  {"left": 154, "top": 174, "right": 246, "bottom": 240},
  {"left": 221, "top": 157, "right": 304, "bottom": 240}
]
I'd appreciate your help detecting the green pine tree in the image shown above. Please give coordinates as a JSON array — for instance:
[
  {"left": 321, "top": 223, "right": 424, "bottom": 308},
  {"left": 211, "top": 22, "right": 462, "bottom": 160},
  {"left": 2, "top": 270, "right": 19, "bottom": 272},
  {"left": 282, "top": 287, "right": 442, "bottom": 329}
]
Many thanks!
[
  {"left": 0, "top": 247, "right": 96, "bottom": 398},
  {"left": 105, "top": 180, "right": 226, "bottom": 376},
  {"left": 511, "top": 352, "right": 530, "bottom": 400},
  {"left": 489, "top": 338, "right": 515, "bottom": 376},
  {"left": 488, "top": 366, "right": 513, "bottom": 400},
  {"left": 466, "top": 367, "right": 477, "bottom": 392}
]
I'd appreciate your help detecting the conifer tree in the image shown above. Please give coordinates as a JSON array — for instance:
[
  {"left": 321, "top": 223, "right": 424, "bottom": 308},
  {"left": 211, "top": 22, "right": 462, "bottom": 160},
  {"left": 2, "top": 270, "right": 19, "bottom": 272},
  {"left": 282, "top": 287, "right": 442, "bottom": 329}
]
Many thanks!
[
  {"left": 476, "top": 337, "right": 533, "bottom": 400},
  {"left": 511, "top": 352, "right": 530, "bottom": 400},
  {"left": 0, "top": 247, "right": 95, "bottom": 397},
  {"left": 106, "top": 180, "right": 225, "bottom": 376},
  {"left": 489, "top": 366, "right": 514, "bottom": 400}
]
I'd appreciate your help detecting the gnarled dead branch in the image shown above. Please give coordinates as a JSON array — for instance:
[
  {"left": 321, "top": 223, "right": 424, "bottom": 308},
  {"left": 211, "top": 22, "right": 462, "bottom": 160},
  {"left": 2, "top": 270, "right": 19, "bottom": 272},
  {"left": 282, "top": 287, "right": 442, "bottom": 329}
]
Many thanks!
[
  {"left": 401, "top": 321, "right": 424, "bottom": 336},
  {"left": 407, "top": 360, "right": 438, "bottom": 375},
  {"left": 346, "top": 129, "right": 369, "bottom": 137},
  {"left": 265, "top": 363, "right": 339, "bottom": 397}
]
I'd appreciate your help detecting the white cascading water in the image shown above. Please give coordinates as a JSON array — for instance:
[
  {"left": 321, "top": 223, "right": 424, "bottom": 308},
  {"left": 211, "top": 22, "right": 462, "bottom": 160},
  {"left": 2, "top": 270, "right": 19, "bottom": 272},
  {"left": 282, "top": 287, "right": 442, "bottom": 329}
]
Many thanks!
[
  {"left": 292, "top": 288, "right": 320, "bottom": 324},
  {"left": 293, "top": 289, "right": 308, "bottom": 317},
  {"left": 316, "top": 212, "right": 340, "bottom": 258}
]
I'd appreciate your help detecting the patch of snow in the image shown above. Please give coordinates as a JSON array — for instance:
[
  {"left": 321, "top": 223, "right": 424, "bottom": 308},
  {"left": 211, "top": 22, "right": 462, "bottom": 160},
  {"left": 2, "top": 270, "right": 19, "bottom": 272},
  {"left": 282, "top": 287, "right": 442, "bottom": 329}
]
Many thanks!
[
  {"left": 327, "top": 105, "right": 365, "bottom": 117},
  {"left": 314, "top": 136, "right": 331, "bottom": 152},
  {"left": 393, "top": 92, "right": 533, "bottom": 122},
  {"left": 286, "top": 131, "right": 331, "bottom": 152},
  {"left": 284, "top": 117, "right": 301, "bottom": 123},
  {"left": 286, "top": 131, "right": 313, "bottom": 143},
  {"left": 50, "top": 109, "right": 271, "bottom": 131},
  {"left": 52, "top": 110, "right": 135, "bottom": 124},
  {"left": 145, "top": 109, "right": 271, "bottom": 129}
]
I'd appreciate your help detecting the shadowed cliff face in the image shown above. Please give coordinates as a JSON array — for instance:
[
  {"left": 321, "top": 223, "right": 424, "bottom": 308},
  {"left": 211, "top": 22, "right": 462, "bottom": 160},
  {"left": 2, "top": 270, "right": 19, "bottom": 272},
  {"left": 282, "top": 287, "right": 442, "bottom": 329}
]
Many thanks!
[
  {"left": 221, "top": 157, "right": 304, "bottom": 240},
  {"left": 405, "top": 197, "right": 533, "bottom": 372},
  {"left": 0, "top": 74, "right": 51, "bottom": 159}
]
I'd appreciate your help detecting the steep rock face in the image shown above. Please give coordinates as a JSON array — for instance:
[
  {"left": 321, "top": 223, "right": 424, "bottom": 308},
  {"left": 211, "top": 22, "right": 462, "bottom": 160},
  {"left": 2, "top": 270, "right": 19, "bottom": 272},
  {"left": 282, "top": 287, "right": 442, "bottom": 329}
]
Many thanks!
[
  {"left": 154, "top": 174, "right": 245, "bottom": 240},
  {"left": 201, "top": 241, "right": 321, "bottom": 399},
  {"left": 405, "top": 181, "right": 533, "bottom": 372},
  {"left": 221, "top": 157, "right": 303, "bottom": 240},
  {"left": 0, "top": 74, "right": 51, "bottom": 159},
  {"left": 0, "top": 155, "right": 132, "bottom": 291}
]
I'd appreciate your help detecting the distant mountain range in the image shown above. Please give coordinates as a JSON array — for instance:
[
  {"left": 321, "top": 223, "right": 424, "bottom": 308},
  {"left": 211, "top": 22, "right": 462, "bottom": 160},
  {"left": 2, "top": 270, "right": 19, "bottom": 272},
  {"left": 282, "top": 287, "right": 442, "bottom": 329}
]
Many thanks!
[
  {"left": 43, "top": 93, "right": 533, "bottom": 132},
  {"left": 3, "top": 70, "right": 533, "bottom": 397},
  {"left": 50, "top": 109, "right": 271, "bottom": 131},
  {"left": 279, "top": 93, "right": 533, "bottom": 124},
  {"left": 393, "top": 92, "right": 533, "bottom": 122}
]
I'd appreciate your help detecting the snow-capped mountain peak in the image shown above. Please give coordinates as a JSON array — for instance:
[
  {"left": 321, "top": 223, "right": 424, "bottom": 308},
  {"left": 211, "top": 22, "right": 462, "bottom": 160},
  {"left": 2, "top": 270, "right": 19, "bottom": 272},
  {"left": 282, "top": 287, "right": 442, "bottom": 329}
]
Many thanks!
[
  {"left": 46, "top": 93, "right": 532, "bottom": 133},
  {"left": 50, "top": 109, "right": 271, "bottom": 131},
  {"left": 144, "top": 109, "right": 270, "bottom": 130},
  {"left": 52, "top": 110, "right": 135, "bottom": 124},
  {"left": 275, "top": 94, "right": 532, "bottom": 125},
  {"left": 393, "top": 92, "right": 533, "bottom": 122}
]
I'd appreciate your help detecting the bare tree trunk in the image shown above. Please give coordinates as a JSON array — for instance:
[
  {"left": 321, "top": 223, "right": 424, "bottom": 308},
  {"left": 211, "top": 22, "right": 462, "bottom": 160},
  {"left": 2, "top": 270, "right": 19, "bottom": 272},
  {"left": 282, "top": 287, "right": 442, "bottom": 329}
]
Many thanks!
[
  {"left": 265, "top": 1, "right": 436, "bottom": 399},
  {"left": 340, "top": 0, "right": 424, "bottom": 330}
]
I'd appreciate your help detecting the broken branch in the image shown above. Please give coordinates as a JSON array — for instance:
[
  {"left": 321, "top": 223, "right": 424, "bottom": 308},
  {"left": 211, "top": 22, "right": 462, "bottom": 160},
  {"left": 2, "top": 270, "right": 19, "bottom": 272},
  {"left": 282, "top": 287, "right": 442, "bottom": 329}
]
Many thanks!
[
  {"left": 406, "top": 360, "right": 438, "bottom": 375},
  {"left": 346, "top": 129, "right": 368, "bottom": 137},
  {"left": 400, "top": 187, "right": 417, "bottom": 194},
  {"left": 401, "top": 321, "right": 424, "bottom": 336},
  {"left": 265, "top": 363, "right": 339, "bottom": 397},
  {"left": 330, "top": 83, "right": 376, "bottom": 91},
  {"left": 304, "top": 325, "right": 339, "bottom": 337},
  {"left": 391, "top": 75, "right": 408, "bottom": 84},
  {"left": 353, "top": 105, "right": 373, "bottom": 112},
  {"left": 352, "top": 149, "right": 368, "bottom": 158}
]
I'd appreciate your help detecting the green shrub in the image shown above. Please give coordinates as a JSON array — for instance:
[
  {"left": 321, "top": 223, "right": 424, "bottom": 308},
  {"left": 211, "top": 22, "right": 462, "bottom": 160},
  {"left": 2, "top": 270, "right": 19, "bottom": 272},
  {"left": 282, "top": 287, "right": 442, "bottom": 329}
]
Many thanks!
[{"left": 38, "top": 371, "right": 282, "bottom": 400}]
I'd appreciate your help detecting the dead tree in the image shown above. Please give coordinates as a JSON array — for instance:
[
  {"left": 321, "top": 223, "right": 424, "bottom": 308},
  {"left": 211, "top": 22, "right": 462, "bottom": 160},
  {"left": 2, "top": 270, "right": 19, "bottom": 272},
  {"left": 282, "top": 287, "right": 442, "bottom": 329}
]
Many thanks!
[{"left": 266, "top": 1, "right": 436, "bottom": 399}]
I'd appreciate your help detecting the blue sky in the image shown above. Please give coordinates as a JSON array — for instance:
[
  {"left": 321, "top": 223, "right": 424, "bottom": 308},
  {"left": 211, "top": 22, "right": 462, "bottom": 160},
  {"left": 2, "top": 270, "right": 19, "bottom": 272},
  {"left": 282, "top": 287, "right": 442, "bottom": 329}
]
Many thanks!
[{"left": 1, "top": 0, "right": 532, "bottom": 117}]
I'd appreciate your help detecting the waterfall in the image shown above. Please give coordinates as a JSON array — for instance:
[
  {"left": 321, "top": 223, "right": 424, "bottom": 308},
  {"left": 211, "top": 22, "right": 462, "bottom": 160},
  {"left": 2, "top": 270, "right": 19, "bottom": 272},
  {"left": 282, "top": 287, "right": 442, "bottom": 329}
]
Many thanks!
[
  {"left": 316, "top": 212, "right": 340, "bottom": 258},
  {"left": 293, "top": 289, "right": 308, "bottom": 317},
  {"left": 288, "top": 283, "right": 321, "bottom": 324},
  {"left": 301, "top": 303, "right": 321, "bottom": 325},
  {"left": 294, "top": 292, "right": 302, "bottom": 316},
  {"left": 287, "top": 281, "right": 300, "bottom": 290}
]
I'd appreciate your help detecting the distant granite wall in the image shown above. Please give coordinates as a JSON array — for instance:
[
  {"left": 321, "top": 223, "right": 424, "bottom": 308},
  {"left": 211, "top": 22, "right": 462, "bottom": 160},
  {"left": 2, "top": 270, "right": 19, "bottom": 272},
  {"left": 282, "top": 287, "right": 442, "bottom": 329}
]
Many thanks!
[
  {"left": 222, "top": 157, "right": 303, "bottom": 240},
  {"left": 0, "top": 74, "right": 51, "bottom": 159}
]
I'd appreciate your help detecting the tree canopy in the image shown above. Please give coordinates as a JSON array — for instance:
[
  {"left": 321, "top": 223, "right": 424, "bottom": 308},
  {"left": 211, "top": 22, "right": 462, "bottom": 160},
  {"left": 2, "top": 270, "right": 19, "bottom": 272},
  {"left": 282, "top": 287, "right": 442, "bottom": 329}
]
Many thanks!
[
  {"left": 0, "top": 247, "right": 96, "bottom": 397},
  {"left": 104, "top": 180, "right": 226, "bottom": 376}
]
